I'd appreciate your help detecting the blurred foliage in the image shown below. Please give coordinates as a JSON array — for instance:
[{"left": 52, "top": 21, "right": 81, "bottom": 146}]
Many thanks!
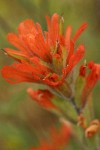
[{"left": 0, "top": 0, "right": 100, "bottom": 149}]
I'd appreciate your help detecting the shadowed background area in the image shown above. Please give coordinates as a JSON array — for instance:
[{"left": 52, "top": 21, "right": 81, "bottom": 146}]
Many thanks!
[{"left": 0, "top": 0, "right": 100, "bottom": 150}]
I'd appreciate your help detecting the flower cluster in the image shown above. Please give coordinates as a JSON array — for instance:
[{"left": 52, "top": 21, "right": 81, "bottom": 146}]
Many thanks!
[{"left": 2, "top": 14, "right": 86, "bottom": 88}]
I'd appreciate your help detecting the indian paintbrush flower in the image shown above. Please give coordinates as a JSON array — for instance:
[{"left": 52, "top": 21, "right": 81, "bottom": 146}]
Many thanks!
[
  {"left": 1, "top": 14, "right": 86, "bottom": 90},
  {"left": 1, "top": 13, "right": 100, "bottom": 149}
]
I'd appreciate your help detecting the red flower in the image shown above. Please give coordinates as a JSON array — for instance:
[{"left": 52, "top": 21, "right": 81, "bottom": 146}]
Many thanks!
[
  {"left": 2, "top": 14, "right": 87, "bottom": 87},
  {"left": 80, "top": 61, "right": 100, "bottom": 108},
  {"left": 30, "top": 121, "right": 71, "bottom": 150},
  {"left": 27, "top": 88, "right": 57, "bottom": 110}
]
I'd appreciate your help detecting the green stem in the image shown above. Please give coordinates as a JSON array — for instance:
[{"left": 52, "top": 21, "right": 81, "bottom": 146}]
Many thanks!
[{"left": 55, "top": 88, "right": 81, "bottom": 115}]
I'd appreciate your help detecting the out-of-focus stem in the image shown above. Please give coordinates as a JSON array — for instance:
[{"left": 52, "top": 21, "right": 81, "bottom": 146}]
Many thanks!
[
  {"left": 72, "top": 134, "right": 89, "bottom": 150},
  {"left": 60, "top": 117, "right": 90, "bottom": 150},
  {"left": 95, "top": 134, "right": 100, "bottom": 150}
]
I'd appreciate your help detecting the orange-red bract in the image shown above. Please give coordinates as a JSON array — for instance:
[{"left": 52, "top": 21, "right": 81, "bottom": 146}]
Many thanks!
[
  {"left": 27, "top": 88, "right": 57, "bottom": 110},
  {"left": 80, "top": 61, "right": 100, "bottom": 108}
]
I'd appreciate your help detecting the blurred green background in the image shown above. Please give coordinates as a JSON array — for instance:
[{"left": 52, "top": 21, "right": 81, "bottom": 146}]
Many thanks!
[{"left": 0, "top": 0, "right": 100, "bottom": 149}]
